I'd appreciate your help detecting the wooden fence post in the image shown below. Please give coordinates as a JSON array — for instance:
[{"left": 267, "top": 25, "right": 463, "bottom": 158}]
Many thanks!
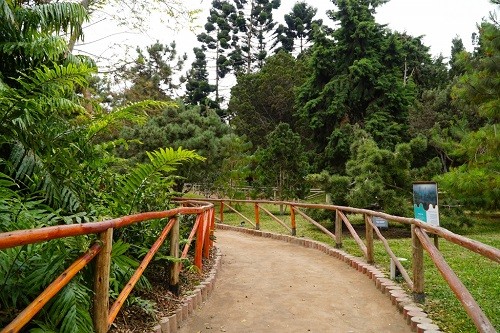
[
  {"left": 209, "top": 208, "right": 215, "bottom": 248},
  {"left": 203, "top": 210, "right": 211, "bottom": 258},
  {"left": 254, "top": 203, "right": 260, "bottom": 230},
  {"left": 412, "top": 224, "right": 425, "bottom": 303},
  {"left": 365, "top": 214, "right": 374, "bottom": 264},
  {"left": 335, "top": 210, "right": 342, "bottom": 249},
  {"left": 93, "top": 228, "right": 113, "bottom": 333},
  {"left": 169, "top": 217, "right": 180, "bottom": 296},
  {"left": 220, "top": 201, "right": 224, "bottom": 224},
  {"left": 290, "top": 205, "right": 296, "bottom": 236},
  {"left": 194, "top": 212, "right": 204, "bottom": 271}
]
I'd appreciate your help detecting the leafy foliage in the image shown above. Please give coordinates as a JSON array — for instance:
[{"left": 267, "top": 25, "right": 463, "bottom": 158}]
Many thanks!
[
  {"left": 116, "top": 147, "right": 204, "bottom": 214},
  {"left": 229, "top": 51, "right": 308, "bottom": 148},
  {"left": 254, "top": 123, "right": 309, "bottom": 200},
  {"left": 437, "top": 15, "right": 500, "bottom": 211},
  {"left": 117, "top": 103, "right": 235, "bottom": 192},
  {"left": 273, "top": 2, "right": 322, "bottom": 54}
]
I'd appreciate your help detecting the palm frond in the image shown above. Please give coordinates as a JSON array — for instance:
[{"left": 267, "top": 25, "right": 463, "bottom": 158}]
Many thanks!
[
  {"left": 18, "top": 63, "right": 95, "bottom": 94},
  {"left": 116, "top": 147, "right": 204, "bottom": 213},
  {"left": 9, "top": 143, "right": 81, "bottom": 212},
  {"left": 0, "top": 35, "right": 68, "bottom": 62},
  {"left": 19, "top": 2, "right": 88, "bottom": 39},
  {"left": 63, "top": 53, "right": 96, "bottom": 68},
  {"left": 0, "top": 0, "right": 15, "bottom": 25}
]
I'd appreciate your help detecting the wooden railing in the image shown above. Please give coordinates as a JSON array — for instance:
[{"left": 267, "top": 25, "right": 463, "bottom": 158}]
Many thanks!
[
  {"left": 177, "top": 198, "right": 499, "bottom": 333},
  {"left": 0, "top": 200, "right": 214, "bottom": 333}
]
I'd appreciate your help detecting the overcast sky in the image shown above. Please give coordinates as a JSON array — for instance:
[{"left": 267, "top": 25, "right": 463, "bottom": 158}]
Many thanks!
[{"left": 76, "top": 0, "right": 498, "bottom": 73}]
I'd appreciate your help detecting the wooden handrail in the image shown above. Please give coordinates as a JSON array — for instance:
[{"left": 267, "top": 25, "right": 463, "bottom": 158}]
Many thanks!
[
  {"left": 178, "top": 198, "right": 500, "bottom": 264},
  {"left": 0, "top": 201, "right": 214, "bottom": 332},
  {"left": 0, "top": 204, "right": 212, "bottom": 250}
]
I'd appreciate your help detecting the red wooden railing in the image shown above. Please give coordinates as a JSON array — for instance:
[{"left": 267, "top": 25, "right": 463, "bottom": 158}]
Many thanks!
[
  {"left": 0, "top": 200, "right": 214, "bottom": 333},
  {"left": 179, "top": 198, "right": 499, "bottom": 333}
]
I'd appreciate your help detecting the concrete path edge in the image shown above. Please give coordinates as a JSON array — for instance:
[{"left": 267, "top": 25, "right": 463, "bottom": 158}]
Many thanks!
[{"left": 149, "top": 223, "right": 442, "bottom": 333}]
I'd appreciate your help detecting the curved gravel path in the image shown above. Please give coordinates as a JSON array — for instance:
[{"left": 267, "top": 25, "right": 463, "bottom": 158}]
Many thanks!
[{"left": 178, "top": 229, "right": 411, "bottom": 333}]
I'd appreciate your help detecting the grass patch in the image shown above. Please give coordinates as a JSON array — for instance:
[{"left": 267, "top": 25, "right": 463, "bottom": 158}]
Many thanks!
[{"left": 213, "top": 200, "right": 499, "bottom": 333}]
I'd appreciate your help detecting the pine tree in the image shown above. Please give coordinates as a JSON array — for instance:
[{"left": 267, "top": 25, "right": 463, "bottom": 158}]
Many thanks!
[
  {"left": 449, "top": 37, "right": 466, "bottom": 79},
  {"left": 295, "top": 0, "right": 418, "bottom": 172},
  {"left": 437, "top": 17, "right": 500, "bottom": 210},
  {"left": 197, "top": 0, "right": 237, "bottom": 102},
  {"left": 184, "top": 47, "right": 219, "bottom": 116},
  {"left": 119, "top": 42, "right": 186, "bottom": 102},
  {"left": 273, "top": 2, "right": 322, "bottom": 54},
  {"left": 231, "top": 0, "right": 281, "bottom": 73}
]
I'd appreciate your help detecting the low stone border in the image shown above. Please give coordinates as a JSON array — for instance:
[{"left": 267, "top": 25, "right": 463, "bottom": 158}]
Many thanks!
[
  {"left": 149, "top": 247, "right": 223, "bottom": 333},
  {"left": 215, "top": 223, "right": 442, "bottom": 333}
]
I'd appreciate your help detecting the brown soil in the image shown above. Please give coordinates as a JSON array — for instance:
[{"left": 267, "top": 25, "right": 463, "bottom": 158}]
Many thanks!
[
  {"left": 111, "top": 227, "right": 412, "bottom": 333},
  {"left": 110, "top": 252, "right": 217, "bottom": 333},
  {"left": 179, "top": 230, "right": 412, "bottom": 333}
]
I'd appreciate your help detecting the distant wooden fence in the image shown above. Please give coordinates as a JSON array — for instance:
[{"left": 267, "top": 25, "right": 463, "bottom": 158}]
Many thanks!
[
  {"left": 175, "top": 198, "right": 500, "bottom": 333},
  {"left": 0, "top": 200, "right": 214, "bottom": 333}
]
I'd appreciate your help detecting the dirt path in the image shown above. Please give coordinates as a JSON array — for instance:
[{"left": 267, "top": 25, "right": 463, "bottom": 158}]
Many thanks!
[{"left": 179, "top": 230, "right": 411, "bottom": 333}]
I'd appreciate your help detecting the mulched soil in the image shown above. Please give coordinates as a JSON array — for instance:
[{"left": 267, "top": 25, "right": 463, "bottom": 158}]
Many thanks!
[{"left": 110, "top": 250, "right": 217, "bottom": 333}]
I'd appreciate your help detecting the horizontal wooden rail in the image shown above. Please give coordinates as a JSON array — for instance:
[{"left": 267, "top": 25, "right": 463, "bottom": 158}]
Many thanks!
[
  {"left": 0, "top": 203, "right": 213, "bottom": 250},
  {"left": 2, "top": 243, "right": 102, "bottom": 333},
  {"left": 179, "top": 198, "right": 500, "bottom": 264},
  {"left": 414, "top": 227, "right": 496, "bottom": 333},
  {"left": 293, "top": 207, "right": 336, "bottom": 241}
]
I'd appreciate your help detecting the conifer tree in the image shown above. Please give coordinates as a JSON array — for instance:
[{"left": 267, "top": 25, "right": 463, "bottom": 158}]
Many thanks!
[
  {"left": 197, "top": 0, "right": 237, "bottom": 102},
  {"left": 273, "top": 2, "right": 322, "bottom": 54},
  {"left": 184, "top": 47, "right": 219, "bottom": 115},
  {"left": 295, "top": 0, "right": 417, "bottom": 172},
  {"left": 231, "top": 0, "right": 281, "bottom": 73}
]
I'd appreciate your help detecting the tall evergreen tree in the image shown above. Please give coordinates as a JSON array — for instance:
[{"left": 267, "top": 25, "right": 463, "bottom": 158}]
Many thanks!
[
  {"left": 436, "top": 10, "right": 500, "bottom": 211},
  {"left": 273, "top": 2, "right": 322, "bottom": 54},
  {"left": 295, "top": 0, "right": 418, "bottom": 172},
  {"left": 254, "top": 123, "right": 309, "bottom": 200},
  {"left": 184, "top": 47, "right": 219, "bottom": 115},
  {"left": 118, "top": 42, "right": 186, "bottom": 103},
  {"left": 231, "top": 0, "right": 281, "bottom": 73},
  {"left": 229, "top": 51, "right": 307, "bottom": 148},
  {"left": 449, "top": 37, "right": 467, "bottom": 79},
  {"left": 198, "top": 0, "right": 237, "bottom": 102}
]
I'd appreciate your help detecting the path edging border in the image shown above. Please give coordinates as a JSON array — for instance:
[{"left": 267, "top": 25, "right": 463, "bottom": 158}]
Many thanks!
[
  {"left": 213, "top": 223, "right": 442, "bottom": 333},
  {"left": 149, "top": 247, "right": 223, "bottom": 333}
]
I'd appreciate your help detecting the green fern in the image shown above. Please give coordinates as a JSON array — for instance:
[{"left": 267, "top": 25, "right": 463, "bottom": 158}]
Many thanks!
[{"left": 116, "top": 147, "right": 204, "bottom": 214}]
